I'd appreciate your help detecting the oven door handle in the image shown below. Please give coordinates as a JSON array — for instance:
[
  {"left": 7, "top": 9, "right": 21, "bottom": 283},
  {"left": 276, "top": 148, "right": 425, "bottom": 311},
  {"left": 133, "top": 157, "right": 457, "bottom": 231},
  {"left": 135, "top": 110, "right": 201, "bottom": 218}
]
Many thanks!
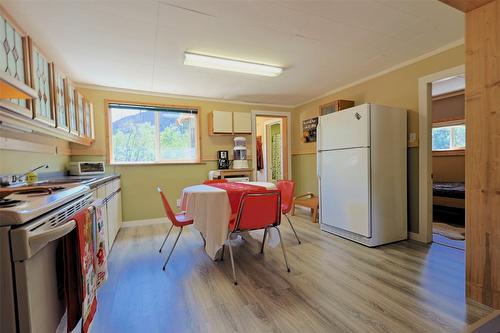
[{"left": 29, "top": 220, "right": 76, "bottom": 252}]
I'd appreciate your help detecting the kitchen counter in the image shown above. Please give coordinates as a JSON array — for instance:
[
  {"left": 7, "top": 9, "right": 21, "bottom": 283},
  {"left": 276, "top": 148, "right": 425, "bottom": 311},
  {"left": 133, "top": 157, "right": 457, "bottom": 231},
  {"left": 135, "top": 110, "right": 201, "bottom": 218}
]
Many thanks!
[{"left": 38, "top": 173, "right": 121, "bottom": 189}]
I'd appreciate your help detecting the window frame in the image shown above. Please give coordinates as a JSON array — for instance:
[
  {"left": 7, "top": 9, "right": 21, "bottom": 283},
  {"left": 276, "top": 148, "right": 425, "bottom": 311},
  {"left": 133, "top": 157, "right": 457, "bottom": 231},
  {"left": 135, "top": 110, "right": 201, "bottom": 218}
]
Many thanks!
[
  {"left": 431, "top": 119, "right": 466, "bottom": 155},
  {"left": 105, "top": 100, "right": 201, "bottom": 165}
]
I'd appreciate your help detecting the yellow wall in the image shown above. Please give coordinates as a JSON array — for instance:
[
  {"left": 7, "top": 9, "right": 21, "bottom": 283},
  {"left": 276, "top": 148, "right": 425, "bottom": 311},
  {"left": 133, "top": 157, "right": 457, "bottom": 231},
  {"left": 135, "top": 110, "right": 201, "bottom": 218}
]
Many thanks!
[
  {"left": 72, "top": 88, "right": 291, "bottom": 222},
  {"left": 0, "top": 129, "right": 70, "bottom": 174},
  {"left": 291, "top": 44, "right": 465, "bottom": 233}
]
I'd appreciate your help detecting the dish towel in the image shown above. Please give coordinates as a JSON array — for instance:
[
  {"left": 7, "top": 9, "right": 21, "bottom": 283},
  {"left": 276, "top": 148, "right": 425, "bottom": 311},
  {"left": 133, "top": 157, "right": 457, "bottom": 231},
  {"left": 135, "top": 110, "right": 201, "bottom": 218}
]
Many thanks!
[
  {"left": 63, "top": 208, "right": 97, "bottom": 333},
  {"left": 92, "top": 200, "right": 108, "bottom": 288}
]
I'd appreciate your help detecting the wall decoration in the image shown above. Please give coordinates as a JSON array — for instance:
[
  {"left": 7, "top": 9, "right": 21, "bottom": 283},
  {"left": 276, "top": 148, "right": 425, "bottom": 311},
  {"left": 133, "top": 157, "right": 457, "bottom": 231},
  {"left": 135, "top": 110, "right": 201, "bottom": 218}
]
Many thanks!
[{"left": 302, "top": 117, "right": 318, "bottom": 143}]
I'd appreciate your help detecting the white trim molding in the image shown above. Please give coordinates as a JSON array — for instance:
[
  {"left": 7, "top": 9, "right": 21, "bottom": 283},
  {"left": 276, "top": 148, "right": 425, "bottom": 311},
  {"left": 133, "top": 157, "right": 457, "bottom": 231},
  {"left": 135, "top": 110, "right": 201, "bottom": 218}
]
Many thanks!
[
  {"left": 415, "top": 64, "right": 465, "bottom": 244},
  {"left": 296, "top": 39, "right": 464, "bottom": 108},
  {"left": 75, "top": 83, "right": 294, "bottom": 109}
]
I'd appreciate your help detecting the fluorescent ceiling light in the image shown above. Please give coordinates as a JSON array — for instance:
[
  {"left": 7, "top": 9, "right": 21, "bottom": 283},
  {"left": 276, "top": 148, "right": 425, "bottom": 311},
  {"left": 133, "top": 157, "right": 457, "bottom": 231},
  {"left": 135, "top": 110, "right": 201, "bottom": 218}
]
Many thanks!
[{"left": 184, "top": 52, "right": 282, "bottom": 77}]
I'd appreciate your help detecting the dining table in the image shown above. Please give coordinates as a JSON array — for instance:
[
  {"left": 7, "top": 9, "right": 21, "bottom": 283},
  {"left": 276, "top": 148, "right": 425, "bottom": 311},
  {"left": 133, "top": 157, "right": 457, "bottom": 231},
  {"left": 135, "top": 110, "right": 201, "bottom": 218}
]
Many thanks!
[{"left": 180, "top": 181, "right": 278, "bottom": 260}]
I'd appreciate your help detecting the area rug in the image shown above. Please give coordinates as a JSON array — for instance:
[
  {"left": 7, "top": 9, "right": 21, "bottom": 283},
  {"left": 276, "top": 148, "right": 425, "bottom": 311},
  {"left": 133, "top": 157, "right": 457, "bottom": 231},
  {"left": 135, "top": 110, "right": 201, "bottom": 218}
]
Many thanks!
[{"left": 432, "top": 222, "right": 465, "bottom": 240}]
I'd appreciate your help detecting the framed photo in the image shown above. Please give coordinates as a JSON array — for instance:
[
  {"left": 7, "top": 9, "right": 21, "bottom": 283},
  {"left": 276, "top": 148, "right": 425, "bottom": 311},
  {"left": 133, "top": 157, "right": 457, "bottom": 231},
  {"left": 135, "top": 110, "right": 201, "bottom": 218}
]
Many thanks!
[{"left": 302, "top": 117, "right": 318, "bottom": 143}]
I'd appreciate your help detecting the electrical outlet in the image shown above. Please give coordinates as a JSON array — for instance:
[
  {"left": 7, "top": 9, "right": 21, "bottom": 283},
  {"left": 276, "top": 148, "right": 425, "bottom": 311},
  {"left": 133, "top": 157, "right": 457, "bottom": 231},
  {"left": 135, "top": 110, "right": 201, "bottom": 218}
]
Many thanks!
[{"left": 176, "top": 199, "right": 181, "bottom": 207}]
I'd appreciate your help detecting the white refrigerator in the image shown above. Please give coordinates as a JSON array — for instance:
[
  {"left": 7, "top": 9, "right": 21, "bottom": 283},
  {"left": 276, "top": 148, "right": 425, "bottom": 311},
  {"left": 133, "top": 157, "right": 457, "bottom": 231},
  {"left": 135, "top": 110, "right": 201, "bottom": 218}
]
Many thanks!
[{"left": 317, "top": 103, "right": 407, "bottom": 246}]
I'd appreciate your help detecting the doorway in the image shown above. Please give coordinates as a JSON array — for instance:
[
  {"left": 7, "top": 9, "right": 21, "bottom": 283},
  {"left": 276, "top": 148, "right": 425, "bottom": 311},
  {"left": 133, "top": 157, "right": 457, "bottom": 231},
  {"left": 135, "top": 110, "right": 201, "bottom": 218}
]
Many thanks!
[
  {"left": 430, "top": 75, "right": 466, "bottom": 250},
  {"left": 251, "top": 110, "right": 291, "bottom": 182},
  {"left": 256, "top": 117, "right": 284, "bottom": 182},
  {"left": 417, "top": 65, "right": 465, "bottom": 244}
]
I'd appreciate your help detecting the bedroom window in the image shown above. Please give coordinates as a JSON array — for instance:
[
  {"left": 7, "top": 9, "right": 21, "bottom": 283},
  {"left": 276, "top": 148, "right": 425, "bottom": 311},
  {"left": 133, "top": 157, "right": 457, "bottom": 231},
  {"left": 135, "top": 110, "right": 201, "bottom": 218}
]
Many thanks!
[
  {"left": 107, "top": 102, "right": 200, "bottom": 164},
  {"left": 432, "top": 123, "right": 466, "bottom": 151}
]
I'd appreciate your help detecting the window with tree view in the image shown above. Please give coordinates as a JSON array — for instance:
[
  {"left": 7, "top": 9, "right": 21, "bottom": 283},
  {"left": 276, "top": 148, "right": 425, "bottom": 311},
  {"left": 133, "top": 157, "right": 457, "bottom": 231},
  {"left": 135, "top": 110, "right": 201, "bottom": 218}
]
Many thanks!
[
  {"left": 432, "top": 124, "right": 466, "bottom": 151},
  {"left": 108, "top": 103, "right": 199, "bottom": 163}
]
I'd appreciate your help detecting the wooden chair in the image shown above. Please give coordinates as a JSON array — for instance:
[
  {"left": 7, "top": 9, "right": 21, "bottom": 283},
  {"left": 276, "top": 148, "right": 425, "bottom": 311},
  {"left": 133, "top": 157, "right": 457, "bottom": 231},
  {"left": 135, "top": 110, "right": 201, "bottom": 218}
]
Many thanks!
[
  {"left": 222, "top": 190, "right": 290, "bottom": 285},
  {"left": 291, "top": 192, "right": 319, "bottom": 223}
]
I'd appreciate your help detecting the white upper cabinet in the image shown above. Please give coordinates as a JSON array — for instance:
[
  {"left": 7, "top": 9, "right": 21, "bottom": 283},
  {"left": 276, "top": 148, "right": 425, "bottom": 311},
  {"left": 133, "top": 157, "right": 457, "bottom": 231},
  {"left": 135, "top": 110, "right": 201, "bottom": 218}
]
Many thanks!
[
  {"left": 210, "top": 110, "right": 233, "bottom": 134},
  {"left": 233, "top": 112, "right": 251, "bottom": 134},
  {"left": 209, "top": 110, "right": 252, "bottom": 135}
]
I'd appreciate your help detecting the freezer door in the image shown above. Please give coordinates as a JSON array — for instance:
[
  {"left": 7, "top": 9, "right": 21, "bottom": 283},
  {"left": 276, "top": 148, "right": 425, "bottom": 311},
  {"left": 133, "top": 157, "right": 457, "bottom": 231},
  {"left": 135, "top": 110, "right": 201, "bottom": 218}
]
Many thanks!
[
  {"left": 318, "top": 148, "right": 371, "bottom": 237},
  {"left": 318, "top": 104, "right": 370, "bottom": 151}
]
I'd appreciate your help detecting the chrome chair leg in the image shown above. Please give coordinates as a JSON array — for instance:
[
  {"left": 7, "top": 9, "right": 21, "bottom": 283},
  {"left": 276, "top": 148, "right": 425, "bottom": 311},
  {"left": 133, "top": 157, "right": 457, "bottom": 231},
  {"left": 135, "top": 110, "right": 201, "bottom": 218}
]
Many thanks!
[
  {"left": 284, "top": 214, "right": 301, "bottom": 244},
  {"left": 220, "top": 245, "right": 225, "bottom": 261},
  {"left": 162, "top": 227, "right": 183, "bottom": 271},
  {"left": 227, "top": 232, "right": 237, "bottom": 285},
  {"left": 159, "top": 224, "right": 174, "bottom": 253},
  {"left": 275, "top": 227, "right": 291, "bottom": 272},
  {"left": 260, "top": 228, "right": 268, "bottom": 254}
]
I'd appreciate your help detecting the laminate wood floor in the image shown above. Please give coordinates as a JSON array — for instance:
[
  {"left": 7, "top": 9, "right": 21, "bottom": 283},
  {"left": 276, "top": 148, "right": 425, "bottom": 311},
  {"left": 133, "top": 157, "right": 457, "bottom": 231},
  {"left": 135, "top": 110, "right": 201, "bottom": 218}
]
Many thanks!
[{"left": 91, "top": 213, "right": 492, "bottom": 333}]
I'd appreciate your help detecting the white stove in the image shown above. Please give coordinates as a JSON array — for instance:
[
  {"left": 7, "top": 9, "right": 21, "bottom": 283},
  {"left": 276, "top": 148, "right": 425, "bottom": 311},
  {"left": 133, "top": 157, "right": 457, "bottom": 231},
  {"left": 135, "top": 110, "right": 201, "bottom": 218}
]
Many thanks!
[
  {"left": 0, "top": 181, "right": 93, "bottom": 333},
  {"left": 0, "top": 184, "right": 90, "bottom": 225}
]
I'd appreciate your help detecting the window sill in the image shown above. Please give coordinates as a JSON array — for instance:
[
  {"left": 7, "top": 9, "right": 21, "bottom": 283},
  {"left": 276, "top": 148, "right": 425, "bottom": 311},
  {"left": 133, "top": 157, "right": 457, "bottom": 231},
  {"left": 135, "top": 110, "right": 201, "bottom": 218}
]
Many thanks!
[
  {"left": 110, "top": 161, "right": 205, "bottom": 166},
  {"left": 432, "top": 150, "right": 465, "bottom": 156}
]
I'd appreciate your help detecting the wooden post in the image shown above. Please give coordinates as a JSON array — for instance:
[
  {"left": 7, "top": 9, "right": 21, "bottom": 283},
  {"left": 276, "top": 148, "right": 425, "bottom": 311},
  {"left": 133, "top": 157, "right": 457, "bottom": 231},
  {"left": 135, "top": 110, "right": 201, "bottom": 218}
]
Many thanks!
[{"left": 465, "top": 0, "right": 500, "bottom": 309}]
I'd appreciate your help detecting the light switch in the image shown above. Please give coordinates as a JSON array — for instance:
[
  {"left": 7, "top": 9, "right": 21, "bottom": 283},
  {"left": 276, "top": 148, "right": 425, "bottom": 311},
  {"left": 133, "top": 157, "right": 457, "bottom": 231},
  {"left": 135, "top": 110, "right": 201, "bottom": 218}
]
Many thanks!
[{"left": 408, "top": 132, "right": 417, "bottom": 143}]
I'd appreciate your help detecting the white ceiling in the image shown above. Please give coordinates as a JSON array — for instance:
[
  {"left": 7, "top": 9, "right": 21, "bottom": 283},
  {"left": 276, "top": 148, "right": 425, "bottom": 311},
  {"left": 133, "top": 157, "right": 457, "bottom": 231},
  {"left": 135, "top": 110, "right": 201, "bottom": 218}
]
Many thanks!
[{"left": 3, "top": 0, "right": 464, "bottom": 106}]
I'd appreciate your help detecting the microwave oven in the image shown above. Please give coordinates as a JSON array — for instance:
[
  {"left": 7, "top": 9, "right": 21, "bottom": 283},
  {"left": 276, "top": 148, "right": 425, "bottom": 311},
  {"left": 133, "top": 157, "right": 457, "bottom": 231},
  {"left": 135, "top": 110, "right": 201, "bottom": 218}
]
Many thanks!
[{"left": 68, "top": 161, "right": 105, "bottom": 176}]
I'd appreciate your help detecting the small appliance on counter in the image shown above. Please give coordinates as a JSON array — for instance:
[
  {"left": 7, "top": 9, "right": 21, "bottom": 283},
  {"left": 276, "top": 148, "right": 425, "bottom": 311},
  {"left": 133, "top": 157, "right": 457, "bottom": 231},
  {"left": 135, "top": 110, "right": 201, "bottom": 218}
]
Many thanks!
[
  {"left": 68, "top": 161, "right": 105, "bottom": 176},
  {"left": 217, "top": 150, "right": 230, "bottom": 170},
  {"left": 232, "top": 137, "right": 248, "bottom": 169}
]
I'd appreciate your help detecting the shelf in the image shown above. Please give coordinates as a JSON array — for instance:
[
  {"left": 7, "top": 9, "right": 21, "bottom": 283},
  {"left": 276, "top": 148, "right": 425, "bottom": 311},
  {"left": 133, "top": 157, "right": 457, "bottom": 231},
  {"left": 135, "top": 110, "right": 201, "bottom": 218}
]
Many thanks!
[{"left": 0, "top": 71, "right": 38, "bottom": 99}]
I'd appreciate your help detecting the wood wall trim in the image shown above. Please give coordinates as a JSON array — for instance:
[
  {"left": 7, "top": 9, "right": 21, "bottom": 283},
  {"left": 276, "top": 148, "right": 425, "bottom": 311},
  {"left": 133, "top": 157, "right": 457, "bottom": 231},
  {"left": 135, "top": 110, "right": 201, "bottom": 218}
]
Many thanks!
[
  {"left": 432, "top": 90, "right": 465, "bottom": 101},
  {"left": 439, "top": 0, "right": 495, "bottom": 12},
  {"left": 465, "top": 0, "right": 500, "bottom": 309}
]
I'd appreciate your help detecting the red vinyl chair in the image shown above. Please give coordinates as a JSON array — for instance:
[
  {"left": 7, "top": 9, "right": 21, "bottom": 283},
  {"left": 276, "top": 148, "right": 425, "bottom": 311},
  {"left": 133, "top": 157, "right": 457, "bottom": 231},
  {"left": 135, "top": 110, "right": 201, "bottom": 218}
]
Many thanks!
[
  {"left": 222, "top": 190, "right": 290, "bottom": 285},
  {"left": 157, "top": 186, "right": 196, "bottom": 271},
  {"left": 276, "top": 180, "right": 301, "bottom": 244},
  {"left": 203, "top": 179, "right": 228, "bottom": 184}
]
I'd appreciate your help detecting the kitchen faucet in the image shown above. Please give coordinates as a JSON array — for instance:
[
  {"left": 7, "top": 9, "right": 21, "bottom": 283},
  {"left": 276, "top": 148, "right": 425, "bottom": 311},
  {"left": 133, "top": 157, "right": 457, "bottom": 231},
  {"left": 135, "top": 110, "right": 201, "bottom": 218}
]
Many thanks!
[{"left": 22, "top": 164, "right": 49, "bottom": 177}]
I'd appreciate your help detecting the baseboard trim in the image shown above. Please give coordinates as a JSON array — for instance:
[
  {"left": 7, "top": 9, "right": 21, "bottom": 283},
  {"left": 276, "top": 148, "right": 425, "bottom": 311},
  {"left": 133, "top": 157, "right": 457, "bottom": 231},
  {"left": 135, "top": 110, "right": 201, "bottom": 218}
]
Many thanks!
[{"left": 122, "top": 217, "right": 169, "bottom": 227}]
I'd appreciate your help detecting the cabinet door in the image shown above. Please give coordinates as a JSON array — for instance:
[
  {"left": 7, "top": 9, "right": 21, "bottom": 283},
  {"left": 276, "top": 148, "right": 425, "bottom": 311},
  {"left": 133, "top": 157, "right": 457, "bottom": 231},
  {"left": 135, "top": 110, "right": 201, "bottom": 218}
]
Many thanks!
[
  {"left": 64, "top": 80, "right": 78, "bottom": 135},
  {"left": 83, "top": 100, "right": 93, "bottom": 139},
  {"left": 87, "top": 102, "right": 95, "bottom": 139},
  {"left": 233, "top": 112, "right": 251, "bottom": 134},
  {"left": 75, "top": 91, "right": 85, "bottom": 137},
  {"left": 212, "top": 111, "right": 233, "bottom": 134},
  {"left": 0, "top": 13, "right": 31, "bottom": 115},
  {"left": 50, "top": 64, "right": 69, "bottom": 131},
  {"left": 28, "top": 37, "right": 55, "bottom": 126}
]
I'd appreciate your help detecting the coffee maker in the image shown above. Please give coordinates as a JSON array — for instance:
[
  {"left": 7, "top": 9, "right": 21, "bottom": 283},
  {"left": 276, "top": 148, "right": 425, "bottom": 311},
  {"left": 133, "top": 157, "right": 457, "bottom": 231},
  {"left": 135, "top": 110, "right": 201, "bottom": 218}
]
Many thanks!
[{"left": 217, "top": 150, "right": 230, "bottom": 169}]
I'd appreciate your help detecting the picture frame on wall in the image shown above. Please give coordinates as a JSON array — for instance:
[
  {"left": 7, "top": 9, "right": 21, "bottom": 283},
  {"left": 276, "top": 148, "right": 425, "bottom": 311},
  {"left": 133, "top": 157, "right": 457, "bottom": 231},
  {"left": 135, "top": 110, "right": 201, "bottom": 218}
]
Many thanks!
[{"left": 302, "top": 117, "right": 318, "bottom": 143}]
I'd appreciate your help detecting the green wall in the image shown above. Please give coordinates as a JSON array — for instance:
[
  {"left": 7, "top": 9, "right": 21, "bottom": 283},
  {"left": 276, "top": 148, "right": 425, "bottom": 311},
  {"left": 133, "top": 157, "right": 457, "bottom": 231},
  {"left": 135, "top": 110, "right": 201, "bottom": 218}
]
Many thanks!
[{"left": 0, "top": 149, "right": 69, "bottom": 174}]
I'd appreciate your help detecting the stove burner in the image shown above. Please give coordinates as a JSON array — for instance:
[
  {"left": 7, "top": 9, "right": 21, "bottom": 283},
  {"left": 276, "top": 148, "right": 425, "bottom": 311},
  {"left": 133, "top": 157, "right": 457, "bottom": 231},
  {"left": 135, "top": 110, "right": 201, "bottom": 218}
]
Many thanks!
[
  {"left": 11, "top": 186, "right": 66, "bottom": 196},
  {"left": 0, "top": 199, "right": 24, "bottom": 208}
]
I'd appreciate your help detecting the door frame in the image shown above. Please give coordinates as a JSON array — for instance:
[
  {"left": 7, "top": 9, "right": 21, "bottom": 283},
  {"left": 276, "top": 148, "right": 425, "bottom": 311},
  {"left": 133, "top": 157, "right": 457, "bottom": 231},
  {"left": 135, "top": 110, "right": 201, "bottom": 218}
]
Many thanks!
[
  {"left": 415, "top": 64, "right": 465, "bottom": 243},
  {"left": 251, "top": 110, "right": 292, "bottom": 182},
  {"left": 263, "top": 118, "right": 284, "bottom": 181}
]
